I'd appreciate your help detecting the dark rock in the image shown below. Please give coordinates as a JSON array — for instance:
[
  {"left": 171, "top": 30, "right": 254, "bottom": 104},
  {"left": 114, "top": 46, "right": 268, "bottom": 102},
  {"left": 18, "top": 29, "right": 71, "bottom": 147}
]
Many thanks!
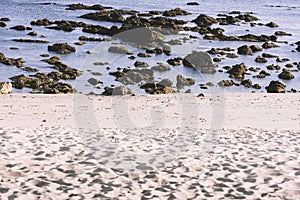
[
  {"left": 192, "top": 14, "right": 218, "bottom": 27},
  {"left": 134, "top": 61, "right": 149, "bottom": 68},
  {"left": 10, "top": 25, "right": 32, "bottom": 31},
  {"left": 12, "top": 39, "right": 49, "bottom": 43},
  {"left": 227, "top": 63, "right": 246, "bottom": 79},
  {"left": 237, "top": 45, "right": 252, "bottom": 55},
  {"left": 255, "top": 56, "right": 268, "bottom": 63},
  {"left": 213, "top": 57, "right": 223, "bottom": 62},
  {"left": 265, "top": 81, "right": 286, "bottom": 93},
  {"left": 67, "top": 3, "right": 108, "bottom": 10},
  {"left": 236, "top": 14, "right": 258, "bottom": 22},
  {"left": 266, "top": 64, "right": 281, "bottom": 70},
  {"left": 167, "top": 57, "right": 182, "bottom": 66},
  {"left": 262, "top": 42, "right": 279, "bottom": 49},
  {"left": 151, "top": 63, "right": 171, "bottom": 71},
  {"left": 30, "top": 18, "right": 53, "bottom": 26},
  {"left": 48, "top": 43, "right": 76, "bottom": 54},
  {"left": 0, "top": 18, "right": 10, "bottom": 22},
  {"left": 278, "top": 71, "right": 294, "bottom": 80},
  {"left": 262, "top": 53, "right": 278, "bottom": 58},
  {"left": 182, "top": 51, "right": 214, "bottom": 72},
  {"left": 137, "top": 53, "right": 151, "bottom": 57},
  {"left": 265, "top": 22, "right": 278, "bottom": 28},
  {"left": 79, "top": 36, "right": 110, "bottom": 42},
  {"left": 253, "top": 84, "right": 261, "bottom": 89},
  {"left": 274, "top": 31, "right": 292, "bottom": 36},
  {"left": 187, "top": 2, "right": 199, "bottom": 5},
  {"left": 250, "top": 45, "right": 263, "bottom": 52},
  {"left": 22, "top": 67, "right": 39, "bottom": 72},
  {"left": 163, "top": 8, "right": 191, "bottom": 17},
  {"left": 140, "top": 82, "right": 173, "bottom": 94},
  {"left": 0, "top": 22, "right": 6, "bottom": 27},
  {"left": 176, "top": 74, "right": 195, "bottom": 89},
  {"left": 0, "top": 52, "right": 5, "bottom": 61},
  {"left": 285, "top": 63, "right": 294, "bottom": 68},
  {"left": 241, "top": 79, "right": 252, "bottom": 88},
  {"left": 102, "top": 86, "right": 133, "bottom": 96},
  {"left": 108, "top": 46, "right": 131, "bottom": 54},
  {"left": 207, "top": 48, "right": 220, "bottom": 55},
  {"left": 0, "top": 54, "right": 24, "bottom": 67},
  {"left": 80, "top": 10, "right": 133, "bottom": 23},
  {"left": 218, "top": 80, "right": 234, "bottom": 87}
]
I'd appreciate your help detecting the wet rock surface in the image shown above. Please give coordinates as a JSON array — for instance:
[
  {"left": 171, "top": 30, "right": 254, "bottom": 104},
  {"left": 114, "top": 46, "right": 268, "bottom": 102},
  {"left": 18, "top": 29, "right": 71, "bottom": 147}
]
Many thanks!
[
  {"left": 265, "top": 81, "right": 286, "bottom": 93},
  {"left": 48, "top": 43, "right": 76, "bottom": 54}
]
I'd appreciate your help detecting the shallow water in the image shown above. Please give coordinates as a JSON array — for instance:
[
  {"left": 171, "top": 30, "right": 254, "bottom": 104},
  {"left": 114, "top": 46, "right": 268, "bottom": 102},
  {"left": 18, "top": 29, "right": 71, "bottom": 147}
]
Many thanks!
[{"left": 0, "top": 0, "right": 300, "bottom": 94}]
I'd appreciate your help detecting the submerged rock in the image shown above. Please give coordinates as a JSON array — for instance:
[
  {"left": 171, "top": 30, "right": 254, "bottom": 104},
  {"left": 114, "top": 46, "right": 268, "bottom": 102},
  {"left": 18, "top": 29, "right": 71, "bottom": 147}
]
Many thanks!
[{"left": 265, "top": 80, "right": 286, "bottom": 93}]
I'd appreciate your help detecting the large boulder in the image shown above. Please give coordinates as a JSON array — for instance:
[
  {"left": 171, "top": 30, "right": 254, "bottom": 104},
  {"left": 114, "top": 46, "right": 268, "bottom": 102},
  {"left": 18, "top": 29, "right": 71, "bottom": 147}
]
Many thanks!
[
  {"left": 0, "top": 82, "right": 12, "bottom": 94},
  {"left": 192, "top": 14, "right": 218, "bottom": 27},
  {"left": 278, "top": 71, "right": 294, "bottom": 80},
  {"left": 265, "top": 80, "right": 286, "bottom": 93},
  {"left": 182, "top": 51, "right": 214, "bottom": 72}
]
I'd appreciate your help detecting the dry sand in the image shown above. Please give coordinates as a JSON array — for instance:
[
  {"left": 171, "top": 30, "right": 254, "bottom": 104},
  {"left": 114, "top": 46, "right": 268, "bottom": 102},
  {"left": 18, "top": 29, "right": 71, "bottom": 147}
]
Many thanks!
[{"left": 0, "top": 93, "right": 299, "bottom": 199}]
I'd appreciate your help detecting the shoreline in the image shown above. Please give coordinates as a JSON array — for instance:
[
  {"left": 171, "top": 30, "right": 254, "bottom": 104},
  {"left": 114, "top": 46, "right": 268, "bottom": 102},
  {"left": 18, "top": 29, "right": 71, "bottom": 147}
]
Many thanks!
[{"left": 0, "top": 93, "right": 299, "bottom": 130}]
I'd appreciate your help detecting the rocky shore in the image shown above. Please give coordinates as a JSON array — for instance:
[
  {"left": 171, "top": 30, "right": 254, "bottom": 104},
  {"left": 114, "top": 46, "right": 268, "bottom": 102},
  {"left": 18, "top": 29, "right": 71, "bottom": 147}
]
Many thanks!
[{"left": 0, "top": 2, "right": 299, "bottom": 94}]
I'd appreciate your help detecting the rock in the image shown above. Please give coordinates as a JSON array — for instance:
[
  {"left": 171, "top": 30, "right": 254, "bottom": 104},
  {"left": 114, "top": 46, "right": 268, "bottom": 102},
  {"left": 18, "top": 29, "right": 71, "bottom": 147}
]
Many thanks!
[
  {"left": 265, "top": 22, "right": 278, "bottom": 28},
  {"left": 176, "top": 74, "right": 195, "bottom": 89},
  {"left": 9, "top": 74, "right": 40, "bottom": 89},
  {"left": 262, "top": 53, "right": 278, "bottom": 58},
  {"left": 266, "top": 64, "right": 281, "bottom": 70},
  {"left": 0, "top": 53, "right": 5, "bottom": 61},
  {"left": 157, "top": 79, "right": 173, "bottom": 87},
  {"left": 102, "top": 86, "right": 133, "bottom": 96},
  {"left": 218, "top": 80, "right": 234, "bottom": 87},
  {"left": 74, "top": 41, "right": 86, "bottom": 45},
  {"left": 0, "top": 22, "right": 6, "bottom": 27},
  {"left": 182, "top": 51, "right": 214, "bottom": 73},
  {"left": 10, "top": 25, "right": 32, "bottom": 31},
  {"left": 151, "top": 63, "right": 171, "bottom": 72},
  {"left": 22, "top": 67, "right": 39, "bottom": 72},
  {"left": 227, "top": 63, "right": 246, "bottom": 79},
  {"left": 250, "top": 45, "right": 263, "bottom": 52},
  {"left": 67, "top": 3, "right": 107, "bottom": 10},
  {"left": 40, "top": 54, "right": 49, "bottom": 57},
  {"left": 167, "top": 57, "right": 182, "bottom": 66},
  {"left": 94, "top": 61, "right": 109, "bottom": 65},
  {"left": 187, "top": 2, "right": 199, "bottom": 5},
  {"left": 162, "top": 8, "right": 191, "bottom": 17},
  {"left": 27, "top": 31, "right": 37, "bottom": 36},
  {"left": 237, "top": 45, "right": 252, "bottom": 55},
  {"left": 137, "top": 53, "right": 151, "bottom": 57},
  {"left": 213, "top": 57, "right": 223, "bottom": 62},
  {"left": 117, "top": 69, "right": 154, "bottom": 85},
  {"left": 80, "top": 9, "right": 137, "bottom": 23},
  {"left": 12, "top": 39, "right": 49, "bottom": 43},
  {"left": 241, "top": 79, "right": 252, "bottom": 88},
  {"left": 255, "top": 56, "right": 268, "bottom": 63},
  {"left": 30, "top": 18, "right": 53, "bottom": 26},
  {"left": 48, "top": 43, "right": 76, "bottom": 54},
  {"left": 265, "top": 81, "right": 286, "bottom": 93},
  {"left": 43, "top": 82, "right": 74, "bottom": 94},
  {"left": 42, "top": 56, "right": 60, "bottom": 64},
  {"left": 78, "top": 36, "right": 110, "bottom": 42},
  {"left": 134, "top": 61, "right": 149, "bottom": 68},
  {"left": 236, "top": 14, "right": 258, "bottom": 22},
  {"left": 274, "top": 31, "right": 292, "bottom": 36},
  {"left": 0, "top": 18, "right": 11, "bottom": 22},
  {"left": 253, "top": 84, "right": 261, "bottom": 89},
  {"left": 0, "top": 82, "right": 12, "bottom": 94},
  {"left": 278, "top": 71, "right": 294, "bottom": 80},
  {"left": 88, "top": 78, "right": 100, "bottom": 86},
  {"left": 108, "top": 46, "right": 131, "bottom": 54},
  {"left": 192, "top": 14, "right": 218, "bottom": 27},
  {"left": 115, "top": 27, "right": 165, "bottom": 45},
  {"left": 207, "top": 48, "right": 220, "bottom": 55},
  {"left": 140, "top": 82, "right": 173, "bottom": 94},
  {"left": 254, "top": 70, "right": 270, "bottom": 78},
  {"left": 262, "top": 42, "right": 279, "bottom": 49},
  {"left": 296, "top": 45, "right": 300, "bottom": 52}
]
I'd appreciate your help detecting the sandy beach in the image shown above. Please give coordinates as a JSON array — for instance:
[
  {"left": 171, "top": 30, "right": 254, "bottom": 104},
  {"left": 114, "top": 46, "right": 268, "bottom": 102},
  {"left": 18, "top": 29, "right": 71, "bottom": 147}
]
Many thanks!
[{"left": 0, "top": 93, "right": 299, "bottom": 199}]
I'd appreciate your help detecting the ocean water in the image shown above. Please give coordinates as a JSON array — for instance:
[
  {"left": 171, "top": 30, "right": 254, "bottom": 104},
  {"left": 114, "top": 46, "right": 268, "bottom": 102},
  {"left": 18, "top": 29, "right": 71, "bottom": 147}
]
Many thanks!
[{"left": 0, "top": 0, "right": 300, "bottom": 94}]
